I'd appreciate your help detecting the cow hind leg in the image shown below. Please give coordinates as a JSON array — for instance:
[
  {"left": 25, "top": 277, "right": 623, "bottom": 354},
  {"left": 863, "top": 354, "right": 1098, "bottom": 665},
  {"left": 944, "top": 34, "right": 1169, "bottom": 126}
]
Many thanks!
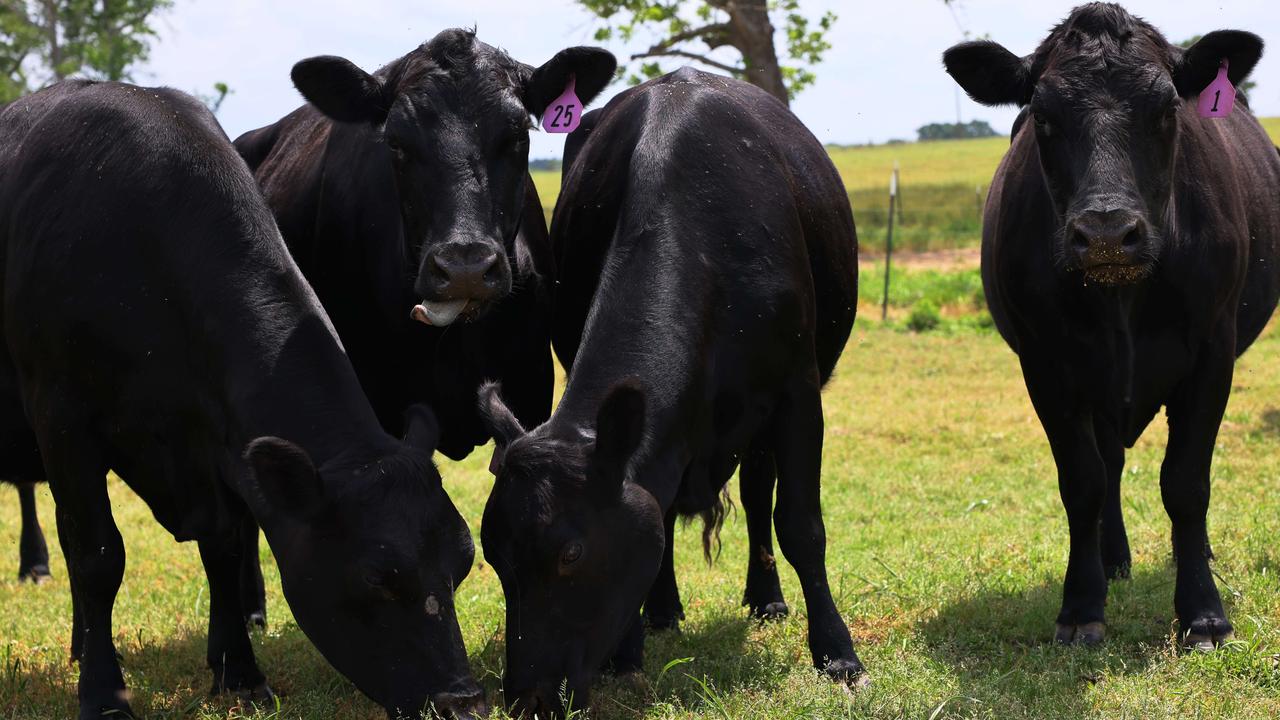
[
  {"left": 642, "top": 510, "right": 684, "bottom": 631},
  {"left": 42, "top": 437, "right": 132, "bottom": 720},
  {"left": 739, "top": 441, "right": 788, "bottom": 620},
  {"left": 771, "top": 375, "right": 866, "bottom": 685},
  {"left": 237, "top": 517, "right": 267, "bottom": 629},
  {"left": 199, "top": 531, "right": 272, "bottom": 702},
  {"left": 1094, "top": 415, "right": 1131, "bottom": 580},
  {"left": 17, "top": 482, "right": 51, "bottom": 583}
]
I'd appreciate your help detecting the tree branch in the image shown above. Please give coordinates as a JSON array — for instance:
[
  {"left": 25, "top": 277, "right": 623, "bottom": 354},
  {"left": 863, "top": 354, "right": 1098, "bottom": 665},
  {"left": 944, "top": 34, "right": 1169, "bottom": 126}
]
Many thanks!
[
  {"left": 642, "top": 22, "right": 732, "bottom": 54},
  {"left": 629, "top": 48, "right": 744, "bottom": 75}
]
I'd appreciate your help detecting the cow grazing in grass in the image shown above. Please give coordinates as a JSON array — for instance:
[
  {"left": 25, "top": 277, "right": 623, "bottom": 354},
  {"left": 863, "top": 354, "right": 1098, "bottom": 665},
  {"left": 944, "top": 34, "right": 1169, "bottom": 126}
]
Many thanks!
[
  {"left": 0, "top": 80, "right": 485, "bottom": 719},
  {"left": 944, "top": 2, "right": 1280, "bottom": 648},
  {"left": 232, "top": 31, "right": 612, "bottom": 626},
  {"left": 478, "top": 68, "right": 863, "bottom": 715}
]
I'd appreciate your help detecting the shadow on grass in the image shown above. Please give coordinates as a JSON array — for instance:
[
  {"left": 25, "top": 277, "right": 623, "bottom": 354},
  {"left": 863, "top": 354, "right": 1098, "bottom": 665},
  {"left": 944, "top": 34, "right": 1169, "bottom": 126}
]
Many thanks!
[
  {"left": 1256, "top": 408, "right": 1280, "bottom": 438},
  {"left": 915, "top": 562, "right": 1195, "bottom": 717}
]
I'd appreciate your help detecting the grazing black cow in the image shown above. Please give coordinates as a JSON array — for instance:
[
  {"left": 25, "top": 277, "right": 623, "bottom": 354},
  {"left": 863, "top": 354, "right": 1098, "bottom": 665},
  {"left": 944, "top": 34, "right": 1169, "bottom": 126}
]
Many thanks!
[
  {"left": 944, "top": 2, "right": 1280, "bottom": 648},
  {"left": 0, "top": 80, "right": 485, "bottom": 719},
  {"left": 478, "top": 68, "right": 864, "bottom": 715},
  {"left": 233, "top": 29, "right": 615, "bottom": 458}
]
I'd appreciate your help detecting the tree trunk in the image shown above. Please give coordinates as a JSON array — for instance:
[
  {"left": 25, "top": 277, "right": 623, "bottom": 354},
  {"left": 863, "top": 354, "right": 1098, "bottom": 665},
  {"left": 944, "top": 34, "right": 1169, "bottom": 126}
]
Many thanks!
[
  {"left": 725, "top": 0, "right": 788, "bottom": 106},
  {"left": 39, "top": 0, "right": 63, "bottom": 80}
]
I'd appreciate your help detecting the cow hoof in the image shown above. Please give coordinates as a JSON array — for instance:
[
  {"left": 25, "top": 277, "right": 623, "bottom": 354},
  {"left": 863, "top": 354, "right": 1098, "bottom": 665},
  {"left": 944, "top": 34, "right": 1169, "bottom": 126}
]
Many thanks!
[
  {"left": 221, "top": 681, "right": 275, "bottom": 707},
  {"left": 644, "top": 609, "right": 684, "bottom": 632},
  {"left": 18, "top": 565, "right": 51, "bottom": 584},
  {"left": 749, "top": 601, "right": 790, "bottom": 622},
  {"left": 79, "top": 691, "right": 134, "bottom": 720},
  {"left": 1054, "top": 621, "right": 1105, "bottom": 646},
  {"left": 1104, "top": 561, "right": 1131, "bottom": 580},
  {"left": 245, "top": 611, "right": 267, "bottom": 630},
  {"left": 1183, "top": 617, "right": 1233, "bottom": 651},
  {"left": 823, "top": 658, "right": 869, "bottom": 688}
]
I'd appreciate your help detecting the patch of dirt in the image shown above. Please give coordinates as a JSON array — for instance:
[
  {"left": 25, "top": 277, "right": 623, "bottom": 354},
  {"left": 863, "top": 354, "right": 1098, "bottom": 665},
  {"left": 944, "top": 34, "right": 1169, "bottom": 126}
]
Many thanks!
[{"left": 860, "top": 247, "right": 981, "bottom": 271}]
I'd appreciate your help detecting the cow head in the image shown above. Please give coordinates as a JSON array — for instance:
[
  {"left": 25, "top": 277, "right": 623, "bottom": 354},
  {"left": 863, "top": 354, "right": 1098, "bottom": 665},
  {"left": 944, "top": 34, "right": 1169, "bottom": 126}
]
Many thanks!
[
  {"left": 944, "top": 3, "right": 1262, "bottom": 285},
  {"left": 477, "top": 381, "right": 664, "bottom": 716},
  {"left": 236, "top": 406, "right": 484, "bottom": 719},
  {"left": 291, "top": 29, "right": 615, "bottom": 326}
]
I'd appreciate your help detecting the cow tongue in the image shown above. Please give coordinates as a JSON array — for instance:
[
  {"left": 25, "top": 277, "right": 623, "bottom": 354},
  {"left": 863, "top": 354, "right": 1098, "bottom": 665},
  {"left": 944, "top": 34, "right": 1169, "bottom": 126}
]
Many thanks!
[{"left": 411, "top": 299, "right": 468, "bottom": 326}]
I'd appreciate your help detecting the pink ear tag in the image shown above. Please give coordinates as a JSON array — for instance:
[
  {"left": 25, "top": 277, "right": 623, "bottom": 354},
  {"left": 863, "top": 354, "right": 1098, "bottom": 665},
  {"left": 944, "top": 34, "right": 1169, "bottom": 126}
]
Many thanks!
[
  {"left": 1198, "top": 60, "right": 1235, "bottom": 118},
  {"left": 542, "top": 76, "right": 582, "bottom": 133}
]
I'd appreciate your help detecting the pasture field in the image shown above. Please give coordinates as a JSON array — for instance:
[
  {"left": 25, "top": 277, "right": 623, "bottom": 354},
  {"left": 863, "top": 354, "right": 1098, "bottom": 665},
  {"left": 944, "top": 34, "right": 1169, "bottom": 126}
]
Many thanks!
[
  {"left": 4, "top": 310, "right": 1280, "bottom": 718},
  {"left": 533, "top": 116, "right": 1280, "bottom": 253}
]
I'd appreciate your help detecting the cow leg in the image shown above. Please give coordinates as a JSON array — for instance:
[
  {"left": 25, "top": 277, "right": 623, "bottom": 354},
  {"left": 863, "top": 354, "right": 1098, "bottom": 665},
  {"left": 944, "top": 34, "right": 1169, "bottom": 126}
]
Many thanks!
[
  {"left": 1020, "top": 353, "right": 1109, "bottom": 644},
  {"left": 1094, "top": 414, "right": 1131, "bottom": 580},
  {"left": 44, "top": 444, "right": 132, "bottom": 719},
  {"left": 771, "top": 375, "right": 865, "bottom": 684},
  {"left": 17, "top": 482, "right": 52, "bottom": 583},
  {"left": 237, "top": 517, "right": 267, "bottom": 629},
  {"left": 199, "top": 532, "right": 272, "bottom": 702},
  {"left": 603, "top": 611, "right": 645, "bottom": 676},
  {"left": 740, "top": 441, "right": 787, "bottom": 620},
  {"left": 1161, "top": 348, "right": 1233, "bottom": 649},
  {"left": 642, "top": 510, "right": 684, "bottom": 631}
]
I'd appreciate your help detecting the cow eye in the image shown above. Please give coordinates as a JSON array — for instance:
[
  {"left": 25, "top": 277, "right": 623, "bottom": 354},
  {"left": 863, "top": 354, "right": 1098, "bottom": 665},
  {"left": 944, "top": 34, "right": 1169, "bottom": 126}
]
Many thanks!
[
  {"left": 385, "top": 138, "right": 407, "bottom": 159},
  {"left": 363, "top": 572, "right": 398, "bottom": 601},
  {"left": 1032, "top": 112, "right": 1053, "bottom": 137},
  {"left": 559, "top": 542, "right": 583, "bottom": 566}
]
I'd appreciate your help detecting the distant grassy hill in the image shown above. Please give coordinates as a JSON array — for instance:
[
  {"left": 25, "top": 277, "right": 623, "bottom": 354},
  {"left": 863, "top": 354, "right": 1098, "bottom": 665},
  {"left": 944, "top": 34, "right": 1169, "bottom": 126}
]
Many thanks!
[{"left": 532, "top": 117, "right": 1280, "bottom": 252}]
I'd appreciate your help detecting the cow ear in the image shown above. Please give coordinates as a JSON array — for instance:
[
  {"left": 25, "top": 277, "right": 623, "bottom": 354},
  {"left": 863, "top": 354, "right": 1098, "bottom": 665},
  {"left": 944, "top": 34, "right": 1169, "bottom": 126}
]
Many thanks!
[
  {"left": 523, "top": 47, "right": 617, "bottom": 117},
  {"left": 403, "top": 403, "right": 441, "bottom": 455},
  {"left": 477, "top": 382, "right": 525, "bottom": 474},
  {"left": 1173, "top": 31, "right": 1263, "bottom": 98},
  {"left": 240, "top": 437, "right": 325, "bottom": 523},
  {"left": 943, "top": 40, "right": 1033, "bottom": 107},
  {"left": 590, "top": 380, "right": 645, "bottom": 490},
  {"left": 292, "top": 55, "right": 392, "bottom": 124}
]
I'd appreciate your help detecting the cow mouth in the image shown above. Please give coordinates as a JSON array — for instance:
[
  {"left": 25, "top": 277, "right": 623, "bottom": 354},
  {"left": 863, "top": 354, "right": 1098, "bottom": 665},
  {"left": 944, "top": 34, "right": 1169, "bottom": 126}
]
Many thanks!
[
  {"left": 410, "top": 299, "right": 483, "bottom": 327},
  {"left": 1082, "top": 262, "right": 1152, "bottom": 286}
]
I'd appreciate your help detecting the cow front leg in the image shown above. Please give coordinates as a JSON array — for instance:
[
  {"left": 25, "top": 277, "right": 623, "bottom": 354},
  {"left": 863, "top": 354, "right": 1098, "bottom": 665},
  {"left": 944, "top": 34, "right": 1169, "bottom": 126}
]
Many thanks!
[
  {"left": 772, "top": 374, "right": 866, "bottom": 685},
  {"left": 1020, "top": 354, "right": 1109, "bottom": 644},
  {"left": 739, "top": 441, "right": 787, "bottom": 620},
  {"left": 642, "top": 510, "right": 684, "bottom": 631},
  {"left": 17, "top": 482, "right": 51, "bottom": 583},
  {"left": 1162, "top": 348, "right": 1234, "bottom": 649},
  {"left": 199, "top": 533, "right": 273, "bottom": 703},
  {"left": 237, "top": 517, "right": 266, "bottom": 629}
]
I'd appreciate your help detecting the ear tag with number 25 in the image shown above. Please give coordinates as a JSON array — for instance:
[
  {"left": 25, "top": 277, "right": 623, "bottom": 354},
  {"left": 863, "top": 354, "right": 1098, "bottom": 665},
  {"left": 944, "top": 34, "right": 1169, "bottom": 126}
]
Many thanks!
[
  {"left": 1198, "top": 59, "right": 1235, "bottom": 118},
  {"left": 542, "top": 76, "right": 582, "bottom": 133}
]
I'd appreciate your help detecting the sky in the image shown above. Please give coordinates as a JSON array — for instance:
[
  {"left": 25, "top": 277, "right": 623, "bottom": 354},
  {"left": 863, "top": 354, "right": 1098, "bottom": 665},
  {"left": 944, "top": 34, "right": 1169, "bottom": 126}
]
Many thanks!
[{"left": 135, "top": 0, "right": 1280, "bottom": 159}]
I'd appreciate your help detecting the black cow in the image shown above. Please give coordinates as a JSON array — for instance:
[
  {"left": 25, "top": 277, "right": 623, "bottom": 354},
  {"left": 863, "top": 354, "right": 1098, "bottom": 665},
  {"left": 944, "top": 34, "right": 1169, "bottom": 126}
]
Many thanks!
[
  {"left": 233, "top": 29, "right": 615, "bottom": 458},
  {"left": 944, "top": 2, "right": 1280, "bottom": 648},
  {"left": 478, "top": 68, "right": 865, "bottom": 715},
  {"left": 0, "top": 81, "right": 484, "bottom": 719}
]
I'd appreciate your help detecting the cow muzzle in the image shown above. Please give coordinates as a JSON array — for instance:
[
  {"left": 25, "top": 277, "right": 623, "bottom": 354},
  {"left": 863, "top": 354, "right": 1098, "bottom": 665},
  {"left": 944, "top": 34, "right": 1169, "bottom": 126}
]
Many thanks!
[
  {"left": 1066, "top": 209, "right": 1152, "bottom": 285},
  {"left": 412, "top": 240, "right": 512, "bottom": 326},
  {"left": 429, "top": 688, "right": 489, "bottom": 720}
]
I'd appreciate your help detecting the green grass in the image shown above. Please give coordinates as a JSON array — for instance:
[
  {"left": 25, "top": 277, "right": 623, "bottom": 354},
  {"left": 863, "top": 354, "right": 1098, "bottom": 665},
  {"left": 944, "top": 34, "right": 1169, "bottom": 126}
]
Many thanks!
[
  {"left": 534, "top": 118, "right": 1280, "bottom": 253},
  {"left": 4, "top": 314, "right": 1280, "bottom": 718}
]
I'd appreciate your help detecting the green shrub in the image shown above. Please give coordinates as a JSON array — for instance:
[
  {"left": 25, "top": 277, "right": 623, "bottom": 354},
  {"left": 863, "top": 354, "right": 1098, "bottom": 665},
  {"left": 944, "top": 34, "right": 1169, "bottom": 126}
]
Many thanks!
[{"left": 907, "top": 300, "right": 941, "bottom": 332}]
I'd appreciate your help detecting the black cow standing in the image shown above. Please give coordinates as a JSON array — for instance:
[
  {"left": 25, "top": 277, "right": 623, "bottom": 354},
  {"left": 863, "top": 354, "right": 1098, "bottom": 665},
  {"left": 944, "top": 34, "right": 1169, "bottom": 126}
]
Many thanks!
[
  {"left": 0, "top": 81, "right": 485, "bottom": 719},
  {"left": 944, "top": 3, "right": 1280, "bottom": 648},
  {"left": 478, "top": 69, "right": 864, "bottom": 715},
  {"left": 231, "top": 31, "right": 613, "bottom": 625}
]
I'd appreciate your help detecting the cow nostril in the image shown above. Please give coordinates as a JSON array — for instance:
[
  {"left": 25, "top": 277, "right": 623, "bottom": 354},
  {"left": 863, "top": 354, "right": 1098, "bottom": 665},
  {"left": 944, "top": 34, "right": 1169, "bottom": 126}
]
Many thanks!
[
  {"left": 1121, "top": 227, "right": 1142, "bottom": 247},
  {"left": 431, "top": 254, "right": 451, "bottom": 281},
  {"left": 1070, "top": 228, "right": 1090, "bottom": 250}
]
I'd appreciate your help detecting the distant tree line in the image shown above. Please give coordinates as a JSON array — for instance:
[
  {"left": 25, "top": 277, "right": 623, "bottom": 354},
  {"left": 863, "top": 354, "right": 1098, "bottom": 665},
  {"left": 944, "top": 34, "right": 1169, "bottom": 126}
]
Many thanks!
[{"left": 917, "top": 120, "right": 998, "bottom": 142}]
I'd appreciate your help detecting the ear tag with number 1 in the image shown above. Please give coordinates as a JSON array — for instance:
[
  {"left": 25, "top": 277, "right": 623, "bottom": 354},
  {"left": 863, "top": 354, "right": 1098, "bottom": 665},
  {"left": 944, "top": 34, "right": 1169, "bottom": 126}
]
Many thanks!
[
  {"left": 542, "top": 76, "right": 582, "bottom": 133},
  {"left": 1198, "top": 59, "right": 1235, "bottom": 118}
]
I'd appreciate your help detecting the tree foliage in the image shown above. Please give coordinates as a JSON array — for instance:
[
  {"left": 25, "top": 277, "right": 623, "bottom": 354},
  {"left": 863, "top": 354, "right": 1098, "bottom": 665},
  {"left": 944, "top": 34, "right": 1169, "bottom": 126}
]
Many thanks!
[
  {"left": 0, "top": 0, "right": 173, "bottom": 103},
  {"left": 917, "top": 120, "right": 998, "bottom": 142},
  {"left": 579, "top": 0, "right": 836, "bottom": 105}
]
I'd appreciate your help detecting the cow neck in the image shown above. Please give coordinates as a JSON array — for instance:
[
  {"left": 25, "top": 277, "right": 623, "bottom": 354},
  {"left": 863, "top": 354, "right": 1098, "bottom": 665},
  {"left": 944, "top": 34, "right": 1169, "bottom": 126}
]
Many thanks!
[
  {"left": 225, "top": 246, "right": 394, "bottom": 471},
  {"left": 551, "top": 235, "right": 702, "bottom": 505}
]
